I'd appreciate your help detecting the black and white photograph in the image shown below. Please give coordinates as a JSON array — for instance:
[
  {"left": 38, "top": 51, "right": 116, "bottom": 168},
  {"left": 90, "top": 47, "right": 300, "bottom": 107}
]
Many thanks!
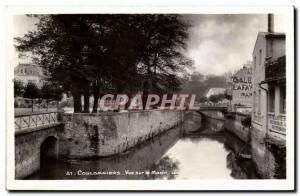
[{"left": 5, "top": 5, "right": 295, "bottom": 191}]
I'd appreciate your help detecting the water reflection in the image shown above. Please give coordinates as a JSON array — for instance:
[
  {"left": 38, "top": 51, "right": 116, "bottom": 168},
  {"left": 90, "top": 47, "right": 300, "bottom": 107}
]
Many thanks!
[
  {"left": 27, "top": 112, "right": 260, "bottom": 180},
  {"left": 161, "top": 139, "right": 233, "bottom": 179}
]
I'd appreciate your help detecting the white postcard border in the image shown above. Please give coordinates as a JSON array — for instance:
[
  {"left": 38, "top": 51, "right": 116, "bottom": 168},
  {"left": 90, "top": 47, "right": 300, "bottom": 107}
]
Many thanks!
[{"left": 5, "top": 5, "right": 295, "bottom": 191}]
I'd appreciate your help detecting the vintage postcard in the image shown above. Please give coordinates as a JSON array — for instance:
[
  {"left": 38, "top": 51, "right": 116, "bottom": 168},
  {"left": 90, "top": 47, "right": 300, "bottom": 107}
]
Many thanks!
[{"left": 6, "top": 6, "right": 295, "bottom": 191}]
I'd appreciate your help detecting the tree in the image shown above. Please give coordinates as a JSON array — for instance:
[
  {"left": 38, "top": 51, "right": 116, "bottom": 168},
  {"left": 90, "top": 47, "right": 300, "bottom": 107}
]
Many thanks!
[
  {"left": 15, "top": 15, "right": 95, "bottom": 112},
  {"left": 14, "top": 79, "right": 25, "bottom": 97},
  {"left": 180, "top": 72, "right": 228, "bottom": 98},
  {"left": 15, "top": 14, "right": 191, "bottom": 112},
  {"left": 136, "top": 15, "right": 191, "bottom": 94},
  {"left": 224, "top": 92, "right": 233, "bottom": 109},
  {"left": 40, "top": 82, "right": 51, "bottom": 109},
  {"left": 208, "top": 94, "right": 218, "bottom": 103},
  {"left": 224, "top": 93, "right": 232, "bottom": 101},
  {"left": 50, "top": 84, "right": 64, "bottom": 110},
  {"left": 199, "top": 96, "right": 208, "bottom": 103},
  {"left": 41, "top": 82, "right": 63, "bottom": 110},
  {"left": 23, "top": 82, "right": 40, "bottom": 112}
]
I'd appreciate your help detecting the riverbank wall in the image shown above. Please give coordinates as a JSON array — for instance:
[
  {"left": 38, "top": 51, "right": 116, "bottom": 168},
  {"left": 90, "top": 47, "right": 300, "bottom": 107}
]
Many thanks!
[
  {"left": 224, "top": 112, "right": 251, "bottom": 143},
  {"left": 59, "top": 110, "right": 183, "bottom": 158},
  {"left": 251, "top": 126, "right": 286, "bottom": 179},
  {"left": 200, "top": 111, "right": 250, "bottom": 142},
  {"left": 223, "top": 111, "right": 285, "bottom": 178}
]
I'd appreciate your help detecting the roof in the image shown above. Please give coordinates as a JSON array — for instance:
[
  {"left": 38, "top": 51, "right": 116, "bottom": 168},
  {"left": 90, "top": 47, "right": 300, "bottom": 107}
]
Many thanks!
[
  {"left": 233, "top": 66, "right": 252, "bottom": 76},
  {"left": 205, "top": 88, "right": 226, "bottom": 98},
  {"left": 252, "top": 32, "right": 268, "bottom": 56},
  {"left": 14, "top": 63, "right": 45, "bottom": 78},
  {"left": 252, "top": 32, "right": 286, "bottom": 55}
]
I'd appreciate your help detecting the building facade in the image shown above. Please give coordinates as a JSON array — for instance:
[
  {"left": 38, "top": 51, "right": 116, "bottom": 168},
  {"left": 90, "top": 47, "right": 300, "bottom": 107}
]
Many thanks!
[
  {"left": 252, "top": 32, "right": 286, "bottom": 141},
  {"left": 231, "top": 65, "right": 253, "bottom": 113},
  {"left": 14, "top": 63, "right": 45, "bottom": 88},
  {"left": 251, "top": 24, "right": 286, "bottom": 178}
]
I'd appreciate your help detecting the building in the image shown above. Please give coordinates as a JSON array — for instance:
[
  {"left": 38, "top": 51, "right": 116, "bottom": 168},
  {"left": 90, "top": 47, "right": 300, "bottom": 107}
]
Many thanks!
[
  {"left": 14, "top": 63, "right": 45, "bottom": 88},
  {"left": 231, "top": 65, "right": 253, "bottom": 106},
  {"left": 251, "top": 14, "right": 286, "bottom": 178},
  {"left": 205, "top": 88, "right": 226, "bottom": 98},
  {"left": 231, "top": 65, "right": 253, "bottom": 113},
  {"left": 252, "top": 31, "right": 286, "bottom": 141}
]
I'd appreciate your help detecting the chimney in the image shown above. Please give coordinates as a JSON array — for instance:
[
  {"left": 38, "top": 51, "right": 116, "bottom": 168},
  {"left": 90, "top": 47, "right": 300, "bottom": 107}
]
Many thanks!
[{"left": 268, "top": 13, "right": 274, "bottom": 33}]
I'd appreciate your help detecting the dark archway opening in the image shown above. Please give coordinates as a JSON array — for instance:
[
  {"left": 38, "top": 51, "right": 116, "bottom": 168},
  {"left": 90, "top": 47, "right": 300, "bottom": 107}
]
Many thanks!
[
  {"left": 40, "top": 136, "right": 58, "bottom": 162},
  {"left": 37, "top": 136, "right": 60, "bottom": 179}
]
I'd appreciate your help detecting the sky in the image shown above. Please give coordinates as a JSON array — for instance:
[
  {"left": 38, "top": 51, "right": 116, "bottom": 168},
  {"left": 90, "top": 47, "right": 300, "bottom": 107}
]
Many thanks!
[
  {"left": 13, "top": 14, "right": 287, "bottom": 75},
  {"left": 183, "top": 14, "right": 286, "bottom": 75}
]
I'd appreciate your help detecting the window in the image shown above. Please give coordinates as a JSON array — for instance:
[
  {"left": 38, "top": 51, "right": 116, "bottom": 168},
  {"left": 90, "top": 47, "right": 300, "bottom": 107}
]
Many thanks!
[
  {"left": 280, "top": 86, "right": 286, "bottom": 114},
  {"left": 268, "top": 87, "right": 275, "bottom": 113},
  {"left": 254, "top": 56, "right": 256, "bottom": 70},
  {"left": 259, "top": 49, "right": 262, "bottom": 66},
  {"left": 258, "top": 90, "right": 261, "bottom": 113}
]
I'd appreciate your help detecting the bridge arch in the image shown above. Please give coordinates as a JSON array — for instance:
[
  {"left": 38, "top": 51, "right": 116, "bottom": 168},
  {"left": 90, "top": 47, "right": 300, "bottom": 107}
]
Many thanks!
[
  {"left": 196, "top": 109, "right": 226, "bottom": 121},
  {"left": 40, "top": 136, "right": 59, "bottom": 162}
]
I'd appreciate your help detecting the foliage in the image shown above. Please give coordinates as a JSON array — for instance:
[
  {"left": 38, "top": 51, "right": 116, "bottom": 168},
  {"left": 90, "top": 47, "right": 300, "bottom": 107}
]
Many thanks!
[
  {"left": 199, "top": 96, "right": 208, "bottom": 103},
  {"left": 208, "top": 93, "right": 226, "bottom": 103},
  {"left": 241, "top": 116, "right": 251, "bottom": 128},
  {"left": 40, "top": 82, "right": 52, "bottom": 101},
  {"left": 224, "top": 92, "right": 232, "bottom": 100},
  {"left": 41, "top": 82, "right": 63, "bottom": 101},
  {"left": 23, "top": 82, "right": 40, "bottom": 111},
  {"left": 180, "top": 72, "right": 227, "bottom": 96},
  {"left": 40, "top": 82, "right": 63, "bottom": 110},
  {"left": 23, "top": 82, "right": 40, "bottom": 100},
  {"left": 14, "top": 79, "right": 25, "bottom": 97},
  {"left": 15, "top": 14, "right": 191, "bottom": 112}
]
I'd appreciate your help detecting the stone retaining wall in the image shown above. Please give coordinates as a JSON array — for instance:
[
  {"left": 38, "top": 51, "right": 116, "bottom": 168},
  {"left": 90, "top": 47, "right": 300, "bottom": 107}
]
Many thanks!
[
  {"left": 224, "top": 112, "right": 250, "bottom": 143},
  {"left": 251, "top": 126, "right": 286, "bottom": 179},
  {"left": 59, "top": 110, "right": 183, "bottom": 158}
]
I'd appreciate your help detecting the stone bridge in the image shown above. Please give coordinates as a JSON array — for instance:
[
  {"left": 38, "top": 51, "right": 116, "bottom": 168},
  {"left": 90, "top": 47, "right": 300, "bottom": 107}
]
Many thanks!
[
  {"left": 14, "top": 112, "right": 63, "bottom": 179},
  {"left": 196, "top": 106, "right": 229, "bottom": 120}
]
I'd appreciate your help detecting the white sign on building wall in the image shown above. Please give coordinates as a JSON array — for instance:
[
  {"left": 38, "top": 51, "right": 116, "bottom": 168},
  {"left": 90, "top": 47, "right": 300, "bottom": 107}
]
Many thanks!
[{"left": 231, "top": 66, "right": 253, "bottom": 106}]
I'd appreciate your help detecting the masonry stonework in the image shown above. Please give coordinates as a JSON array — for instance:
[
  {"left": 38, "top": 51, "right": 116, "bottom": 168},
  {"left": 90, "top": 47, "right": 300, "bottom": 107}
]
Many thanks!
[
  {"left": 59, "top": 110, "right": 183, "bottom": 158},
  {"left": 15, "top": 124, "right": 63, "bottom": 179},
  {"left": 224, "top": 113, "right": 251, "bottom": 143}
]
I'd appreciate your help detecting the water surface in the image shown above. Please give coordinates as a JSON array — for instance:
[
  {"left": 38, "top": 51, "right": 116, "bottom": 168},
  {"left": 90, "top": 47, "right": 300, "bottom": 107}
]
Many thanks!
[{"left": 27, "top": 114, "right": 260, "bottom": 180}]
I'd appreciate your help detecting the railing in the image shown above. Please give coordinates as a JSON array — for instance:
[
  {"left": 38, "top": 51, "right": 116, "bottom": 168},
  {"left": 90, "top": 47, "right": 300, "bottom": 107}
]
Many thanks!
[
  {"left": 15, "top": 112, "right": 60, "bottom": 132},
  {"left": 199, "top": 103, "right": 229, "bottom": 107},
  {"left": 198, "top": 104, "right": 229, "bottom": 111},
  {"left": 265, "top": 56, "right": 286, "bottom": 82}
]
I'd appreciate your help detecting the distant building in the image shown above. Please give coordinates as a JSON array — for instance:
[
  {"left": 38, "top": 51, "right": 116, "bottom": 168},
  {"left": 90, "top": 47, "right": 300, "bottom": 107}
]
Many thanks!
[
  {"left": 252, "top": 23, "right": 286, "bottom": 140},
  {"left": 14, "top": 63, "right": 45, "bottom": 88},
  {"left": 231, "top": 65, "right": 253, "bottom": 107},
  {"left": 205, "top": 88, "right": 226, "bottom": 98}
]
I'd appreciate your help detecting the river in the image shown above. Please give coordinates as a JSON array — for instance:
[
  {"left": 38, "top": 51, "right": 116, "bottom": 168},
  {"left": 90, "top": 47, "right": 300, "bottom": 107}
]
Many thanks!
[{"left": 27, "top": 113, "right": 260, "bottom": 180}]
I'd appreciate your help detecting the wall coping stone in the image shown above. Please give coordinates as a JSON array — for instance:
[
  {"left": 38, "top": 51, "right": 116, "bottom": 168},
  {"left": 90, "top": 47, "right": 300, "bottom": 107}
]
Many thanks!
[{"left": 63, "top": 109, "right": 182, "bottom": 117}]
